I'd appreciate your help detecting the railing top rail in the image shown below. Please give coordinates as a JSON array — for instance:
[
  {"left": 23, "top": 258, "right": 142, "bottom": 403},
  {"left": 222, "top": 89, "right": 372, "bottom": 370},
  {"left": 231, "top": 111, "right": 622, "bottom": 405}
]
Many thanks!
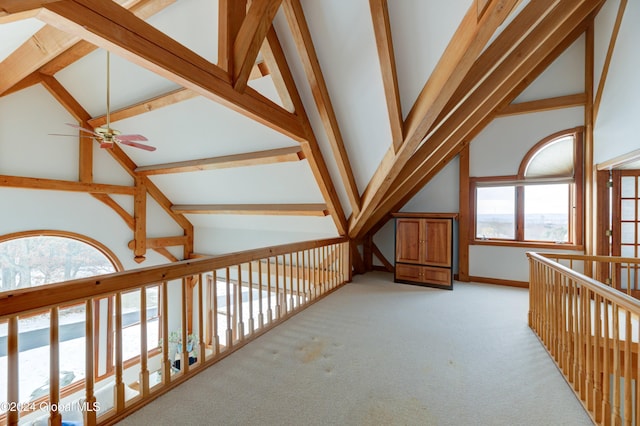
[
  {"left": 527, "top": 251, "right": 640, "bottom": 312},
  {"left": 536, "top": 252, "right": 640, "bottom": 264},
  {"left": 0, "top": 236, "right": 347, "bottom": 319}
]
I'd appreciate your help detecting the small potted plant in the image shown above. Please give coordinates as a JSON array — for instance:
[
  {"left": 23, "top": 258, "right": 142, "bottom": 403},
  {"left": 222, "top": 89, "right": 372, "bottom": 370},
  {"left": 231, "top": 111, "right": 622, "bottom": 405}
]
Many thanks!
[{"left": 160, "top": 331, "right": 199, "bottom": 370}]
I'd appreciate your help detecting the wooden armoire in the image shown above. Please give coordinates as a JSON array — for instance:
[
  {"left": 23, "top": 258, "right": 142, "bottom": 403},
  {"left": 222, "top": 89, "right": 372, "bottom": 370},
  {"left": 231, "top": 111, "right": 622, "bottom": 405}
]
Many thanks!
[{"left": 393, "top": 213, "right": 456, "bottom": 290}]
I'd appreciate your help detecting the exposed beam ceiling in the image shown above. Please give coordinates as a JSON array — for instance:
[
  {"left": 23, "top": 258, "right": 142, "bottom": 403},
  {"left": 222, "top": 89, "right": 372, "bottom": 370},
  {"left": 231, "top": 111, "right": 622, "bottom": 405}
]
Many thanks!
[
  {"left": 36, "top": 0, "right": 305, "bottom": 141},
  {"left": 349, "top": 0, "right": 520, "bottom": 238}
]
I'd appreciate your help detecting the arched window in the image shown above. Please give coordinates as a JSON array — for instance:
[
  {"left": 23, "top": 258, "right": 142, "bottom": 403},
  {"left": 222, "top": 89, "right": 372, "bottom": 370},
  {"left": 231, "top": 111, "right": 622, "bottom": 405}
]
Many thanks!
[
  {"left": 471, "top": 127, "right": 584, "bottom": 247},
  {"left": 0, "top": 231, "right": 122, "bottom": 412},
  {"left": 0, "top": 230, "right": 121, "bottom": 290}
]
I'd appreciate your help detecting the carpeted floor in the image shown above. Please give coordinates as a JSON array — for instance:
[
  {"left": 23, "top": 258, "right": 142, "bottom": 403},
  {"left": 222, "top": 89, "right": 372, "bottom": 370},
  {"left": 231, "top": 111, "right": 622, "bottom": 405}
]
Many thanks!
[{"left": 118, "top": 272, "right": 593, "bottom": 426}]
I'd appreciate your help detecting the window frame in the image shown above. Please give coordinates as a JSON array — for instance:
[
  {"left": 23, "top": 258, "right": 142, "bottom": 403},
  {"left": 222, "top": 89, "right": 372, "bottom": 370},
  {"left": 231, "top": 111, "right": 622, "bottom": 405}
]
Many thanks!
[
  {"left": 469, "top": 127, "right": 584, "bottom": 250},
  {"left": 0, "top": 230, "right": 123, "bottom": 417}
]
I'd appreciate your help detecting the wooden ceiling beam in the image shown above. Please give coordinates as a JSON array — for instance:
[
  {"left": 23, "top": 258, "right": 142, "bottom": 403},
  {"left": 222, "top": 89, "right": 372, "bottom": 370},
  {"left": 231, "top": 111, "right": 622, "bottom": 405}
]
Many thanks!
[
  {"left": 391, "top": 0, "right": 599, "bottom": 195},
  {"left": 88, "top": 88, "right": 198, "bottom": 128},
  {"left": 359, "top": 3, "right": 600, "bottom": 239},
  {"left": 88, "top": 63, "right": 269, "bottom": 129},
  {"left": 369, "top": 0, "right": 403, "bottom": 152},
  {"left": 260, "top": 30, "right": 294, "bottom": 112},
  {"left": 171, "top": 204, "right": 329, "bottom": 216},
  {"left": 262, "top": 27, "right": 348, "bottom": 235},
  {"left": 282, "top": 0, "right": 362, "bottom": 217},
  {"left": 135, "top": 146, "right": 304, "bottom": 175},
  {"left": 128, "top": 236, "right": 189, "bottom": 250},
  {"left": 0, "top": 174, "right": 134, "bottom": 195},
  {"left": 232, "top": 0, "right": 282, "bottom": 92},
  {"left": 434, "top": 0, "right": 561, "bottom": 133},
  {"left": 39, "top": 1, "right": 177, "bottom": 76},
  {"left": 496, "top": 93, "right": 587, "bottom": 117},
  {"left": 36, "top": 0, "right": 305, "bottom": 142},
  {"left": 0, "top": 1, "right": 57, "bottom": 20},
  {"left": 218, "top": 0, "right": 246, "bottom": 74},
  {"left": 0, "top": 25, "right": 80, "bottom": 95},
  {"left": 349, "top": 0, "right": 519, "bottom": 238}
]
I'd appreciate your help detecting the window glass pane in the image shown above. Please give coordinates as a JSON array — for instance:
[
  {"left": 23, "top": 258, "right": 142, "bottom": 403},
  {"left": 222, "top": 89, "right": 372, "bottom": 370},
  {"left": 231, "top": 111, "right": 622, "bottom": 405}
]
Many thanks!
[
  {"left": 0, "top": 236, "right": 116, "bottom": 291},
  {"left": 621, "top": 245, "right": 636, "bottom": 257},
  {"left": 476, "top": 186, "right": 515, "bottom": 239},
  {"left": 622, "top": 199, "right": 637, "bottom": 221},
  {"left": 524, "top": 184, "right": 569, "bottom": 242},
  {"left": 621, "top": 222, "right": 636, "bottom": 244},
  {"left": 621, "top": 176, "right": 637, "bottom": 198}
]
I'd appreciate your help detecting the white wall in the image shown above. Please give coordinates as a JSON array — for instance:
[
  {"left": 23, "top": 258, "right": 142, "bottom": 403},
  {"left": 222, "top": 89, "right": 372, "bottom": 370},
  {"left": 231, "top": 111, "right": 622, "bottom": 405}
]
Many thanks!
[{"left": 593, "top": 0, "right": 640, "bottom": 164}]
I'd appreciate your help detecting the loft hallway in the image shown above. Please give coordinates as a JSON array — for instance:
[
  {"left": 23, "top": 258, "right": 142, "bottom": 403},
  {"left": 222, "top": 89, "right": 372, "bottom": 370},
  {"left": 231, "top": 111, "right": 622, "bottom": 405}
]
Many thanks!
[{"left": 117, "top": 272, "right": 592, "bottom": 426}]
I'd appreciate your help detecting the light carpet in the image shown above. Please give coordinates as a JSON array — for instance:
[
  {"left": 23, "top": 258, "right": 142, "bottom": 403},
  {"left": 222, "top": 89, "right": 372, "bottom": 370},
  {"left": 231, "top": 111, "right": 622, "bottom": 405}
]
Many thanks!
[{"left": 118, "top": 272, "right": 593, "bottom": 426}]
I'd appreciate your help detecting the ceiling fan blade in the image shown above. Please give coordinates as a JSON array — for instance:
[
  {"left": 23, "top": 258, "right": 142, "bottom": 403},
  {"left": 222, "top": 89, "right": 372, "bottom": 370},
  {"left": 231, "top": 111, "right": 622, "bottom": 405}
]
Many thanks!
[
  {"left": 117, "top": 134, "right": 148, "bottom": 142},
  {"left": 118, "top": 139, "right": 156, "bottom": 151},
  {"left": 49, "top": 133, "right": 97, "bottom": 139},
  {"left": 65, "top": 123, "right": 100, "bottom": 136},
  {"left": 100, "top": 142, "right": 114, "bottom": 149}
]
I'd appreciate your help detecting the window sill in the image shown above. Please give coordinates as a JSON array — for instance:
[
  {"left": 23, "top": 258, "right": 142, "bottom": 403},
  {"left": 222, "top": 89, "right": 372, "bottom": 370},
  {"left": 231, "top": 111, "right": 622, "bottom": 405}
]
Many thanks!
[{"left": 471, "top": 239, "right": 584, "bottom": 251}]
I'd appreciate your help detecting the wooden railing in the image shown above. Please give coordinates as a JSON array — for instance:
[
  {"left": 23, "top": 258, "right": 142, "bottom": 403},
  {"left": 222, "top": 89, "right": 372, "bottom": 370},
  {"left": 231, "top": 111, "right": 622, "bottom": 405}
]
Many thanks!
[
  {"left": 528, "top": 252, "right": 640, "bottom": 426},
  {"left": 0, "top": 237, "right": 350, "bottom": 426}
]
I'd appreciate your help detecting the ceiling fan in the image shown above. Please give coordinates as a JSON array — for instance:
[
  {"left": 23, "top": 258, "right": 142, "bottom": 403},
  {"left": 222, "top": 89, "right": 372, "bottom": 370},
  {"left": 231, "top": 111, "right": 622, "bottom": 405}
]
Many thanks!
[{"left": 51, "top": 51, "right": 156, "bottom": 152}]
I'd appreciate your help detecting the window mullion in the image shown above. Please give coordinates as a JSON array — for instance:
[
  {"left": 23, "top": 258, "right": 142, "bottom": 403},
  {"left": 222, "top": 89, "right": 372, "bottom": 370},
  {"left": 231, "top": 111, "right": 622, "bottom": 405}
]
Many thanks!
[{"left": 516, "top": 185, "right": 525, "bottom": 241}]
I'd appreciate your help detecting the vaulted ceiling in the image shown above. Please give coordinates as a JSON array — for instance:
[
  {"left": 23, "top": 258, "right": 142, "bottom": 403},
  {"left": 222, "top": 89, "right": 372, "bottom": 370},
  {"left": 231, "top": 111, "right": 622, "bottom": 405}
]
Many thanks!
[{"left": 0, "top": 0, "right": 604, "bottom": 261}]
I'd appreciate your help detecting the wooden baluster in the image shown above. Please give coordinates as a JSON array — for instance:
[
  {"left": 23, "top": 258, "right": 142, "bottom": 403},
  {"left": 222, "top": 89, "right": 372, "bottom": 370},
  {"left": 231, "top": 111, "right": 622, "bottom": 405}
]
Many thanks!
[
  {"left": 198, "top": 273, "right": 205, "bottom": 365},
  {"left": 85, "top": 300, "right": 97, "bottom": 426},
  {"left": 280, "top": 255, "right": 287, "bottom": 315},
  {"left": 613, "top": 303, "right": 621, "bottom": 425},
  {"left": 324, "top": 245, "right": 328, "bottom": 293},
  {"left": 296, "top": 251, "right": 302, "bottom": 308},
  {"left": 560, "top": 274, "right": 567, "bottom": 377},
  {"left": 258, "top": 262, "right": 265, "bottom": 329},
  {"left": 248, "top": 263, "right": 255, "bottom": 335},
  {"left": 569, "top": 278, "right": 577, "bottom": 385},
  {"left": 140, "top": 286, "right": 149, "bottom": 396},
  {"left": 624, "top": 309, "right": 631, "bottom": 425},
  {"left": 237, "top": 265, "right": 245, "bottom": 339},
  {"left": 579, "top": 282, "right": 586, "bottom": 402},
  {"left": 603, "top": 299, "right": 612, "bottom": 426},
  {"left": 161, "top": 282, "right": 171, "bottom": 382},
  {"left": 594, "top": 294, "right": 603, "bottom": 424},
  {"left": 551, "top": 271, "right": 559, "bottom": 358},
  {"left": 267, "top": 259, "right": 273, "bottom": 322},
  {"left": 316, "top": 247, "right": 320, "bottom": 298},
  {"left": 212, "top": 271, "right": 220, "bottom": 354},
  {"left": 7, "top": 317, "right": 19, "bottom": 426},
  {"left": 585, "top": 287, "right": 594, "bottom": 412},
  {"left": 225, "top": 268, "right": 233, "bottom": 348},
  {"left": 181, "top": 279, "right": 190, "bottom": 373},
  {"left": 115, "top": 292, "right": 125, "bottom": 411},
  {"left": 305, "top": 249, "right": 311, "bottom": 301},
  {"left": 276, "top": 256, "right": 282, "bottom": 319},
  {"left": 289, "top": 253, "right": 295, "bottom": 311},
  {"left": 50, "top": 307, "right": 61, "bottom": 426},
  {"left": 206, "top": 275, "right": 213, "bottom": 347}
]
